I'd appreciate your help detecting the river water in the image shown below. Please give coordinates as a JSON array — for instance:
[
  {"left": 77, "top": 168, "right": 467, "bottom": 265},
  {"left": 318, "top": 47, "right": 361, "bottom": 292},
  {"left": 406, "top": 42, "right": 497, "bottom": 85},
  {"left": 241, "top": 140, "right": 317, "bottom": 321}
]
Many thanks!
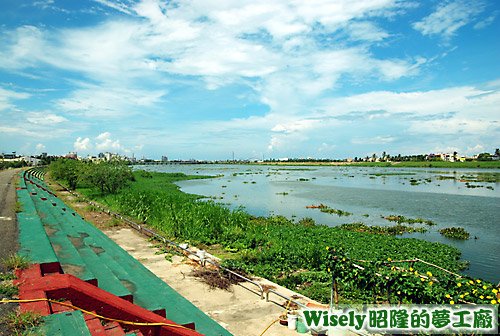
[{"left": 139, "top": 164, "right": 500, "bottom": 283}]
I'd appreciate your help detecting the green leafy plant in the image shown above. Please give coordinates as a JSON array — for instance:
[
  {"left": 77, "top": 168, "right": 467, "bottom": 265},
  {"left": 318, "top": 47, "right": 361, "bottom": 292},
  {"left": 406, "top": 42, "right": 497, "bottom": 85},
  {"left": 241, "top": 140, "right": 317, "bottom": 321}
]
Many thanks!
[
  {"left": 0, "top": 282, "right": 18, "bottom": 297},
  {"left": 2, "top": 255, "right": 31, "bottom": 271}
]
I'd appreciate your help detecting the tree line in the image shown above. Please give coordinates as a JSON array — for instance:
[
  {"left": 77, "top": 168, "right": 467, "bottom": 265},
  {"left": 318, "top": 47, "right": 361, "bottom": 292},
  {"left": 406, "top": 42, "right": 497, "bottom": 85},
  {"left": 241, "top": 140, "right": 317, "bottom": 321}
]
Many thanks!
[{"left": 49, "top": 159, "right": 134, "bottom": 194}]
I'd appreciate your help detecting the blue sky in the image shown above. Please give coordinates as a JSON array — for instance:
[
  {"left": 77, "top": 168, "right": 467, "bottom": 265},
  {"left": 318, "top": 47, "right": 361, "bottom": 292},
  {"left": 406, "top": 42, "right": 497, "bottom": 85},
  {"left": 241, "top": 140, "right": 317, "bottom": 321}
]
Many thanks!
[{"left": 0, "top": 0, "right": 499, "bottom": 160}]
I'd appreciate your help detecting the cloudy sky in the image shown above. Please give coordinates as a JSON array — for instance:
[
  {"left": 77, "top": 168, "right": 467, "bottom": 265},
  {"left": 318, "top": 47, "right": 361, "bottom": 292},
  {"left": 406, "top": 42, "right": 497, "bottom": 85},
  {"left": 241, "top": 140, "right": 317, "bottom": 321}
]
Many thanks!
[{"left": 0, "top": 0, "right": 499, "bottom": 160}]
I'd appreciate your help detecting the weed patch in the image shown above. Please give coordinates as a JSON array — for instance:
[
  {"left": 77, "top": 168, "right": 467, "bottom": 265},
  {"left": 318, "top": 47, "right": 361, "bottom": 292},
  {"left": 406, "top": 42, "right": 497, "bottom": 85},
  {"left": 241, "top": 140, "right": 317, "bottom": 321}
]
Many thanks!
[{"left": 2, "top": 255, "right": 30, "bottom": 271}]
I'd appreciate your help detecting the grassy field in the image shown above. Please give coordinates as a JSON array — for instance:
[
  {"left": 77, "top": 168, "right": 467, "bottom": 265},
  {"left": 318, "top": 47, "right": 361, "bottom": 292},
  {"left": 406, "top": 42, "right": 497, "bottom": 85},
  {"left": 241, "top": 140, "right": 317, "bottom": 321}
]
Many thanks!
[{"left": 67, "top": 169, "right": 500, "bottom": 305}]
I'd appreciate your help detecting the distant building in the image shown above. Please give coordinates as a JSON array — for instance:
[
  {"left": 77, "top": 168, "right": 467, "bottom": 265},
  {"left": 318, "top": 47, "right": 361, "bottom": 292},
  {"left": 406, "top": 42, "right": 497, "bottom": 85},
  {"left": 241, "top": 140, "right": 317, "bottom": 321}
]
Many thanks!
[
  {"left": 1, "top": 152, "right": 17, "bottom": 159},
  {"left": 22, "top": 156, "right": 41, "bottom": 166},
  {"left": 65, "top": 152, "right": 77, "bottom": 159},
  {"left": 161, "top": 156, "right": 168, "bottom": 163}
]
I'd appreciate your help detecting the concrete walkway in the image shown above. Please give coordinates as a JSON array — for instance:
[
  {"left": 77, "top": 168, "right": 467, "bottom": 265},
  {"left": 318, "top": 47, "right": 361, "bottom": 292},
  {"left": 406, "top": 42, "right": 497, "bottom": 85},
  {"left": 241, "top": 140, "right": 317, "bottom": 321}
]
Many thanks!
[{"left": 104, "top": 227, "right": 304, "bottom": 336}]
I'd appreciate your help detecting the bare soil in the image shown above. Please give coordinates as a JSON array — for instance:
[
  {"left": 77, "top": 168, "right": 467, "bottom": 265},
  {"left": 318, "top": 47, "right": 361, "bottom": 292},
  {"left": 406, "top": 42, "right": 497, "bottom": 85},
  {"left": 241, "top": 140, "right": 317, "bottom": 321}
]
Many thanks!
[{"left": 0, "top": 168, "right": 21, "bottom": 336}]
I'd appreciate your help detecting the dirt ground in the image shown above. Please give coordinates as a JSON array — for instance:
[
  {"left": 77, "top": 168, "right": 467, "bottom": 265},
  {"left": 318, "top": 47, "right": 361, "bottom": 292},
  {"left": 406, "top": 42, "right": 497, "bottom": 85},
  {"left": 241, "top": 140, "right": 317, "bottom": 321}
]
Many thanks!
[
  {"left": 0, "top": 168, "right": 21, "bottom": 336},
  {"left": 0, "top": 169, "right": 19, "bottom": 264}
]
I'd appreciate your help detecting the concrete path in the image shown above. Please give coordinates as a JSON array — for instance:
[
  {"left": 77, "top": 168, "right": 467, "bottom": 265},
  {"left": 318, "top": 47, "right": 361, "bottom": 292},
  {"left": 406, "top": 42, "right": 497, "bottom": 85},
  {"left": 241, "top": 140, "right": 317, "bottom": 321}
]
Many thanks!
[
  {"left": 104, "top": 227, "right": 304, "bottom": 336},
  {"left": 0, "top": 168, "right": 19, "bottom": 264},
  {"left": 104, "top": 228, "right": 357, "bottom": 336}
]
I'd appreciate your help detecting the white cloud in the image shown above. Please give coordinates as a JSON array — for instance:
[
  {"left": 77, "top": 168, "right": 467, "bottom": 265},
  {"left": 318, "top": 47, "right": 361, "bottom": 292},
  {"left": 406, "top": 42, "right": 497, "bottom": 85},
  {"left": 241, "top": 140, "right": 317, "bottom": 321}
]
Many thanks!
[
  {"left": 0, "top": 0, "right": 422, "bottom": 111},
  {"left": 271, "top": 119, "right": 320, "bottom": 134},
  {"left": 93, "top": 0, "right": 134, "bottom": 14},
  {"left": 95, "top": 132, "right": 123, "bottom": 151},
  {"left": 74, "top": 137, "right": 92, "bottom": 151},
  {"left": 408, "top": 119, "right": 496, "bottom": 135},
  {"left": 0, "top": 26, "right": 46, "bottom": 70},
  {"left": 71, "top": 132, "right": 135, "bottom": 154},
  {"left": 33, "top": 0, "right": 55, "bottom": 9},
  {"left": 352, "top": 136, "right": 396, "bottom": 145},
  {"left": 26, "top": 112, "right": 67, "bottom": 125},
  {"left": 35, "top": 143, "right": 46, "bottom": 151},
  {"left": 413, "top": 0, "right": 485, "bottom": 38},
  {"left": 473, "top": 11, "right": 498, "bottom": 30},
  {"left": 57, "top": 85, "right": 166, "bottom": 118},
  {"left": 0, "top": 87, "right": 30, "bottom": 111},
  {"left": 345, "top": 21, "right": 390, "bottom": 42}
]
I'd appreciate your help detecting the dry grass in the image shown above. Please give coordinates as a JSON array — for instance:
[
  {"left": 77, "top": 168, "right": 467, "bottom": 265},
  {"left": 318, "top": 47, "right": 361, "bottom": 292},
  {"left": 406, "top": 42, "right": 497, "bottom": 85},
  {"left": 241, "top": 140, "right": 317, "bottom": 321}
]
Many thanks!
[{"left": 191, "top": 268, "right": 235, "bottom": 291}]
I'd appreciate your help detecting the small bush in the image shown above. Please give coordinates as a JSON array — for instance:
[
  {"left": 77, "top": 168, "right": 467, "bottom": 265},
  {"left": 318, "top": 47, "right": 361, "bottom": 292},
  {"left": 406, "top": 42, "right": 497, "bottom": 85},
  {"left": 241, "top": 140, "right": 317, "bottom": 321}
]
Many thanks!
[
  {"left": 2, "top": 255, "right": 31, "bottom": 271},
  {"left": 0, "top": 282, "right": 18, "bottom": 297}
]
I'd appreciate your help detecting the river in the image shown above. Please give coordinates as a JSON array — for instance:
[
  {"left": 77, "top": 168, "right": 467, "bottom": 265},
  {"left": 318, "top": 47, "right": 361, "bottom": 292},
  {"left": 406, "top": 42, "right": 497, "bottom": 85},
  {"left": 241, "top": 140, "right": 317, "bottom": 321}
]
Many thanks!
[{"left": 138, "top": 164, "right": 500, "bottom": 283}]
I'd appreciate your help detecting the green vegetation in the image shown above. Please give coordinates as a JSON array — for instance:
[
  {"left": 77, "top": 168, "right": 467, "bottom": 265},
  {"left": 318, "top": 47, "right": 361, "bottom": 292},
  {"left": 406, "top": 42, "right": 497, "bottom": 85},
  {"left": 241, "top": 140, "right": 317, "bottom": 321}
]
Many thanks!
[
  {"left": 369, "top": 172, "right": 416, "bottom": 176},
  {"left": 4, "top": 310, "right": 43, "bottom": 336},
  {"left": 437, "top": 172, "right": 500, "bottom": 183},
  {"left": 340, "top": 222, "right": 427, "bottom": 235},
  {"left": 326, "top": 247, "right": 498, "bottom": 305},
  {"left": 50, "top": 159, "right": 134, "bottom": 192},
  {"left": 439, "top": 227, "right": 471, "bottom": 240},
  {"left": 49, "top": 165, "right": 495, "bottom": 304},
  {"left": 0, "top": 160, "right": 29, "bottom": 170},
  {"left": 2, "top": 255, "right": 31, "bottom": 271},
  {"left": 308, "top": 204, "right": 352, "bottom": 216},
  {"left": 14, "top": 201, "right": 22, "bottom": 213},
  {"left": 0, "top": 282, "right": 18, "bottom": 297},
  {"left": 320, "top": 207, "right": 352, "bottom": 217},
  {"left": 383, "top": 215, "right": 436, "bottom": 226}
]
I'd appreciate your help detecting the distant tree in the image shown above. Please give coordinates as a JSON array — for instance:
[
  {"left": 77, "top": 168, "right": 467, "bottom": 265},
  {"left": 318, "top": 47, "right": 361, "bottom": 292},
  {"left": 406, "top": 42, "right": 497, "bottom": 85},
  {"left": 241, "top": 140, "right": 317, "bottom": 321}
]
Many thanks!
[
  {"left": 49, "top": 159, "right": 81, "bottom": 190},
  {"left": 83, "top": 161, "right": 134, "bottom": 194},
  {"left": 477, "top": 153, "right": 492, "bottom": 161},
  {"left": 495, "top": 148, "right": 500, "bottom": 157}
]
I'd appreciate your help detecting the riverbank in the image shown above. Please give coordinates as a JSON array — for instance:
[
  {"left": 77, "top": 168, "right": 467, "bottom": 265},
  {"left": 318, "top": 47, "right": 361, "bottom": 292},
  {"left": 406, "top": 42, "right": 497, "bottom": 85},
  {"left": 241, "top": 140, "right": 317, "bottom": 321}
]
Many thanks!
[
  {"left": 250, "top": 161, "right": 500, "bottom": 168},
  {"left": 52, "top": 164, "right": 498, "bottom": 306}
]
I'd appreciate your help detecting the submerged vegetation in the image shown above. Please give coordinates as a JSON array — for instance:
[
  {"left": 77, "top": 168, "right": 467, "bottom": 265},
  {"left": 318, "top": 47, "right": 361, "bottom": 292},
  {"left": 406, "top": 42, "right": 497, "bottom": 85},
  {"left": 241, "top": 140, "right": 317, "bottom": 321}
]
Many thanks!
[
  {"left": 306, "top": 204, "right": 352, "bottom": 216},
  {"left": 47, "top": 160, "right": 497, "bottom": 304},
  {"left": 340, "top": 222, "right": 427, "bottom": 235},
  {"left": 383, "top": 215, "right": 436, "bottom": 226},
  {"left": 439, "top": 227, "right": 471, "bottom": 240}
]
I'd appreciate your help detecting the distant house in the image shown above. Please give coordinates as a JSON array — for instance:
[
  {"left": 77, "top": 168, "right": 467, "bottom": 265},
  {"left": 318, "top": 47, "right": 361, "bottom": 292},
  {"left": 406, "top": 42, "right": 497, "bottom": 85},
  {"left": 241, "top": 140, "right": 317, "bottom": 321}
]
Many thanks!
[{"left": 22, "top": 156, "right": 41, "bottom": 166}]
